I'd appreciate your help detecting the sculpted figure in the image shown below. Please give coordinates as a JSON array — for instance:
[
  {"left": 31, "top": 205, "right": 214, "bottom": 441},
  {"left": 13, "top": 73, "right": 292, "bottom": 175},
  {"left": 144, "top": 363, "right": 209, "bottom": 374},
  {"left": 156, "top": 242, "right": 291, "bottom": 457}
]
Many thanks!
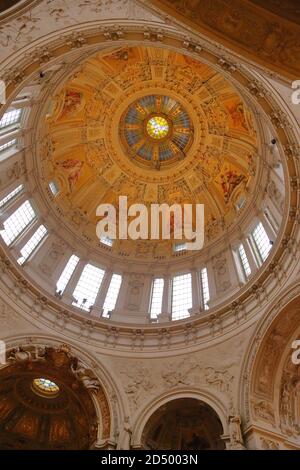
[
  {"left": 71, "top": 360, "right": 100, "bottom": 393},
  {"left": 229, "top": 415, "right": 244, "bottom": 445}
]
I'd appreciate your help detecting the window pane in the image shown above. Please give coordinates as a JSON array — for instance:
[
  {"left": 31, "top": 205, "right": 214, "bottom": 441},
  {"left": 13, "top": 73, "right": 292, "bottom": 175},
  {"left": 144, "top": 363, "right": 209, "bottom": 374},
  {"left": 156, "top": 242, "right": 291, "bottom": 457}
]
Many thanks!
[
  {"left": 100, "top": 235, "right": 113, "bottom": 247},
  {"left": 0, "top": 139, "right": 16, "bottom": 152},
  {"left": 49, "top": 180, "right": 59, "bottom": 196},
  {"left": 102, "top": 274, "right": 122, "bottom": 317},
  {"left": 238, "top": 244, "right": 251, "bottom": 277},
  {"left": 0, "top": 109, "right": 22, "bottom": 129},
  {"left": 72, "top": 264, "right": 105, "bottom": 311},
  {"left": 18, "top": 225, "right": 47, "bottom": 265},
  {"left": 56, "top": 255, "right": 79, "bottom": 294},
  {"left": 252, "top": 222, "right": 271, "bottom": 263},
  {"left": 0, "top": 184, "right": 23, "bottom": 208},
  {"left": 200, "top": 268, "right": 210, "bottom": 310},
  {"left": 174, "top": 242, "right": 187, "bottom": 252},
  {"left": 1, "top": 200, "right": 35, "bottom": 245},
  {"left": 150, "top": 278, "right": 164, "bottom": 319},
  {"left": 171, "top": 273, "right": 192, "bottom": 320}
]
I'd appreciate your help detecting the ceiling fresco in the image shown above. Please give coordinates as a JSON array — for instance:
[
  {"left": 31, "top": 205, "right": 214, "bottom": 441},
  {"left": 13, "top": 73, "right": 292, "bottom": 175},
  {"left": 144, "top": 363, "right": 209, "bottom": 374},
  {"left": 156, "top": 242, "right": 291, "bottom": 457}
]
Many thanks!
[{"left": 41, "top": 46, "right": 258, "bottom": 260}]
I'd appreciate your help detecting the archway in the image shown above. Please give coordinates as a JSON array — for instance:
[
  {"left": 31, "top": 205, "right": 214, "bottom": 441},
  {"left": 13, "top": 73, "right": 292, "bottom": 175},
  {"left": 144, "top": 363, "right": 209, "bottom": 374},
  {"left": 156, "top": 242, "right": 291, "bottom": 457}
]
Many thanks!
[
  {"left": 0, "top": 343, "right": 117, "bottom": 450},
  {"left": 240, "top": 287, "right": 300, "bottom": 449},
  {"left": 141, "top": 398, "right": 225, "bottom": 450}
]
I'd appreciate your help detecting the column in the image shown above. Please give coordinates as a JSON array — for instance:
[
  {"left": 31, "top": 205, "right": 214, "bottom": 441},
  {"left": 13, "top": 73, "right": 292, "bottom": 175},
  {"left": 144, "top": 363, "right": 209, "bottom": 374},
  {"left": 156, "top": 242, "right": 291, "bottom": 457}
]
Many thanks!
[
  {"left": 158, "top": 274, "right": 171, "bottom": 322},
  {"left": 51, "top": 250, "right": 74, "bottom": 285},
  {"left": 114, "top": 271, "right": 128, "bottom": 311},
  {"left": 61, "top": 258, "right": 86, "bottom": 305},
  {"left": 206, "top": 260, "right": 217, "bottom": 305},
  {"left": 90, "top": 269, "right": 113, "bottom": 317},
  {"left": 265, "top": 197, "right": 281, "bottom": 229},
  {"left": 242, "top": 237, "right": 258, "bottom": 275},
  {"left": 258, "top": 211, "right": 276, "bottom": 241},
  {"left": 227, "top": 245, "right": 242, "bottom": 288},
  {"left": 189, "top": 268, "right": 200, "bottom": 314},
  {"left": 9, "top": 218, "right": 40, "bottom": 258},
  {"left": 140, "top": 274, "right": 153, "bottom": 320}
]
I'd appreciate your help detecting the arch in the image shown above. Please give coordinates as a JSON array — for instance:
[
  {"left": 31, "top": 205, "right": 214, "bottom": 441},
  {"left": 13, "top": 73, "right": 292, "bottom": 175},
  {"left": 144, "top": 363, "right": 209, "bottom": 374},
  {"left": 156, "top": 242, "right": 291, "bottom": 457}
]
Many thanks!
[
  {"left": 239, "top": 281, "right": 300, "bottom": 449},
  {"left": 131, "top": 388, "right": 229, "bottom": 449},
  {"left": 1, "top": 333, "right": 131, "bottom": 448}
]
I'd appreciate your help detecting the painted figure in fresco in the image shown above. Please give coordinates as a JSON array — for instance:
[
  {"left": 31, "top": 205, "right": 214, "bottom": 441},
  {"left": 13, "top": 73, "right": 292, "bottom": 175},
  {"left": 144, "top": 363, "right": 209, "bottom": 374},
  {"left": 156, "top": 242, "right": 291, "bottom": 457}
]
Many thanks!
[
  {"left": 227, "top": 102, "right": 248, "bottom": 131},
  {"left": 62, "top": 90, "right": 82, "bottom": 116},
  {"left": 56, "top": 159, "right": 84, "bottom": 191},
  {"left": 219, "top": 170, "right": 245, "bottom": 203}
]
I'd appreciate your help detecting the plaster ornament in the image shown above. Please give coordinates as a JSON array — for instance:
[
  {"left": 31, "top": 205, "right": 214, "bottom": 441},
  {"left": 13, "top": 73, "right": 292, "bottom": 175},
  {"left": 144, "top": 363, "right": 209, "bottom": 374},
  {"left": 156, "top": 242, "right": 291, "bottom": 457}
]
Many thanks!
[
  {"left": 252, "top": 400, "right": 275, "bottom": 426},
  {"left": 7, "top": 345, "right": 46, "bottom": 363},
  {"left": 260, "top": 437, "right": 279, "bottom": 450}
]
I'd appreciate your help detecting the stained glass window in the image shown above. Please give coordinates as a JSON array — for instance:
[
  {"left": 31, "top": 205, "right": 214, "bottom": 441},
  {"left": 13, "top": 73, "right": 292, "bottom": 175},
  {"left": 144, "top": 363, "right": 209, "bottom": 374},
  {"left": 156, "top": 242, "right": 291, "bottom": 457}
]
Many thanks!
[
  {"left": 32, "top": 378, "right": 59, "bottom": 396},
  {"left": 147, "top": 116, "right": 169, "bottom": 139}
]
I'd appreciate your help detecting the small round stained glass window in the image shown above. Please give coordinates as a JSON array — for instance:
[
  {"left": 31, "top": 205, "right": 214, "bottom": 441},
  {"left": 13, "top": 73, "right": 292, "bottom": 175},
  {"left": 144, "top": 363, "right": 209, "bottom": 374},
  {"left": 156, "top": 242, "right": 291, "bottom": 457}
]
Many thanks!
[
  {"left": 32, "top": 378, "right": 60, "bottom": 397},
  {"left": 146, "top": 116, "right": 169, "bottom": 140}
]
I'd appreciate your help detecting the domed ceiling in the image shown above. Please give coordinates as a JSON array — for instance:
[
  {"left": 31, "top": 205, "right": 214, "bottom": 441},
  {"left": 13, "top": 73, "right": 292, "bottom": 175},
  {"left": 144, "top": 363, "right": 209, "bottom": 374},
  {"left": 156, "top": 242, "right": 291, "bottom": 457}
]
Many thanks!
[
  {"left": 0, "top": 347, "right": 98, "bottom": 450},
  {"left": 40, "top": 46, "right": 258, "bottom": 261}
]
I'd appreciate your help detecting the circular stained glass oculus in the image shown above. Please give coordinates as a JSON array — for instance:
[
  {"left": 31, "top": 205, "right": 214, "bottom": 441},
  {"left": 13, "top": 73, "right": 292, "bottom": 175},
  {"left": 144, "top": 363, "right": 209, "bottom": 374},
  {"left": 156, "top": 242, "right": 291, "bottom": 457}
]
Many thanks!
[
  {"left": 121, "top": 95, "right": 193, "bottom": 168},
  {"left": 32, "top": 378, "right": 60, "bottom": 397},
  {"left": 147, "top": 116, "right": 169, "bottom": 140}
]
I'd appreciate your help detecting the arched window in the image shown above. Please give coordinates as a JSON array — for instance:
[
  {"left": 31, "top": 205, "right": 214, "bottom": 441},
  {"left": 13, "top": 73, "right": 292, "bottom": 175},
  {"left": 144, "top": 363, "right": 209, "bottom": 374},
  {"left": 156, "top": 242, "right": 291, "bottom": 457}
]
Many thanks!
[
  {"left": 56, "top": 255, "right": 79, "bottom": 295},
  {"left": 100, "top": 235, "right": 113, "bottom": 247},
  {"left": 17, "top": 224, "right": 47, "bottom": 265},
  {"left": 251, "top": 222, "right": 272, "bottom": 265},
  {"left": 237, "top": 244, "right": 251, "bottom": 278},
  {"left": 171, "top": 273, "right": 192, "bottom": 320},
  {"left": 0, "top": 200, "right": 35, "bottom": 245},
  {"left": 150, "top": 278, "right": 164, "bottom": 319},
  {"left": 72, "top": 264, "right": 105, "bottom": 311},
  {"left": 174, "top": 242, "right": 187, "bottom": 253},
  {"left": 0, "top": 184, "right": 23, "bottom": 208},
  {"left": 49, "top": 180, "right": 59, "bottom": 196}
]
